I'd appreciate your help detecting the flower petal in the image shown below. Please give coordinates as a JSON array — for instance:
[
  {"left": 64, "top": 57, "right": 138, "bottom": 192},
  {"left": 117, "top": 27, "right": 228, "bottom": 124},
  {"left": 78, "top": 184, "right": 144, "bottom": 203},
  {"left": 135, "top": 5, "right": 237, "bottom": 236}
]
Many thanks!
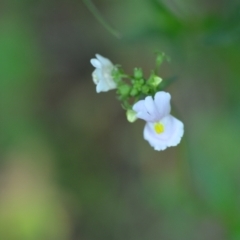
[
  {"left": 132, "top": 100, "right": 145, "bottom": 112},
  {"left": 143, "top": 123, "right": 168, "bottom": 151},
  {"left": 133, "top": 91, "right": 173, "bottom": 122},
  {"left": 96, "top": 71, "right": 111, "bottom": 92},
  {"left": 165, "top": 116, "right": 184, "bottom": 147},
  {"left": 90, "top": 59, "right": 101, "bottom": 68},
  {"left": 96, "top": 80, "right": 108, "bottom": 92},
  {"left": 96, "top": 54, "right": 113, "bottom": 66},
  {"left": 144, "top": 96, "right": 157, "bottom": 118},
  {"left": 133, "top": 100, "right": 154, "bottom": 122},
  {"left": 133, "top": 96, "right": 160, "bottom": 122},
  {"left": 154, "top": 91, "right": 171, "bottom": 119},
  {"left": 143, "top": 115, "right": 184, "bottom": 151}
]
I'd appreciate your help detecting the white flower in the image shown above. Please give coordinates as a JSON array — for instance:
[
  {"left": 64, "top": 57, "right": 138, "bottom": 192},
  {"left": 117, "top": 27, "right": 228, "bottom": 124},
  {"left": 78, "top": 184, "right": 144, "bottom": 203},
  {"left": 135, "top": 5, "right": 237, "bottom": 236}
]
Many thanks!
[
  {"left": 90, "top": 54, "right": 117, "bottom": 93},
  {"left": 133, "top": 91, "right": 184, "bottom": 151}
]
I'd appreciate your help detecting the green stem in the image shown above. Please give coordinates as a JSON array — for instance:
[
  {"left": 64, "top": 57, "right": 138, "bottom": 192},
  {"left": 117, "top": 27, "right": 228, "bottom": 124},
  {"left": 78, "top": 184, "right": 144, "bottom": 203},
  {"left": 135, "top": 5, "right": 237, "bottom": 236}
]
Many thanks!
[{"left": 83, "top": 0, "right": 121, "bottom": 39}]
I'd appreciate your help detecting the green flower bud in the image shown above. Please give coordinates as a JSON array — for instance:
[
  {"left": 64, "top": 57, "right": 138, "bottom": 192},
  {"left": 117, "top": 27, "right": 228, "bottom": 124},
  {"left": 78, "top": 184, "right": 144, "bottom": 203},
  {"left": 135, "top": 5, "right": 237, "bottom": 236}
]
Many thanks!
[
  {"left": 130, "top": 88, "right": 138, "bottom": 96},
  {"left": 134, "top": 68, "right": 143, "bottom": 79},
  {"left": 152, "top": 76, "right": 162, "bottom": 87},
  {"left": 133, "top": 80, "right": 143, "bottom": 91},
  {"left": 139, "top": 79, "right": 144, "bottom": 85},
  {"left": 126, "top": 109, "right": 137, "bottom": 123},
  {"left": 141, "top": 85, "right": 149, "bottom": 94},
  {"left": 118, "top": 85, "right": 131, "bottom": 96}
]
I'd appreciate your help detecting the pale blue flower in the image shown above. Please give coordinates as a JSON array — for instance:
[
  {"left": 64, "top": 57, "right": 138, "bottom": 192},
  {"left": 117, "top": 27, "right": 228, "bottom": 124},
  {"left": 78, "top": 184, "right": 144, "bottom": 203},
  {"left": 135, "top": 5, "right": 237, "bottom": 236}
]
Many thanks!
[{"left": 133, "top": 91, "right": 184, "bottom": 151}]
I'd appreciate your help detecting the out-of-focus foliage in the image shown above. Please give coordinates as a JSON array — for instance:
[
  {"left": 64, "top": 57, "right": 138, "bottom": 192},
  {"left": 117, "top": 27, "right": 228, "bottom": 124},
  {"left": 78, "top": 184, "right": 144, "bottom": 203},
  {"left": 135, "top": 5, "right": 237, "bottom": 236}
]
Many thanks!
[{"left": 1, "top": 0, "right": 240, "bottom": 240}]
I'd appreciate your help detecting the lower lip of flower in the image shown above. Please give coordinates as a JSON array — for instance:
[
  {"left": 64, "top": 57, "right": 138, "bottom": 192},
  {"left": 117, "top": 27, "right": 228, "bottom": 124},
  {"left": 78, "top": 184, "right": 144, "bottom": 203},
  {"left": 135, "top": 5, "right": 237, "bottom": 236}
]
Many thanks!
[
  {"left": 93, "top": 73, "right": 99, "bottom": 84},
  {"left": 154, "top": 122, "right": 164, "bottom": 134}
]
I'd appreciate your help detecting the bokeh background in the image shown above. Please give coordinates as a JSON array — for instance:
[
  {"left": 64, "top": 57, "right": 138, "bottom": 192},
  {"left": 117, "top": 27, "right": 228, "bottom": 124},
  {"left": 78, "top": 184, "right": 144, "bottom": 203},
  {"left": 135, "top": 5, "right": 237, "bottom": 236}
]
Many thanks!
[{"left": 1, "top": 0, "right": 240, "bottom": 239}]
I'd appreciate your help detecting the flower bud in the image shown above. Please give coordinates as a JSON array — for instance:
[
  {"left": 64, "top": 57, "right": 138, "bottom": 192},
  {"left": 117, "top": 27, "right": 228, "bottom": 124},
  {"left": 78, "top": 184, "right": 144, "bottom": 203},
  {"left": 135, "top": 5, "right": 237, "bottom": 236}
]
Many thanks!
[
  {"left": 134, "top": 68, "right": 143, "bottom": 79},
  {"left": 152, "top": 76, "right": 162, "bottom": 87},
  {"left": 126, "top": 109, "right": 137, "bottom": 123},
  {"left": 141, "top": 85, "right": 149, "bottom": 94},
  {"left": 130, "top": 88, "right": 138, "bottom": 96},
  {"left": 118, "top": 85, "right": 131, "bottom": 96}
]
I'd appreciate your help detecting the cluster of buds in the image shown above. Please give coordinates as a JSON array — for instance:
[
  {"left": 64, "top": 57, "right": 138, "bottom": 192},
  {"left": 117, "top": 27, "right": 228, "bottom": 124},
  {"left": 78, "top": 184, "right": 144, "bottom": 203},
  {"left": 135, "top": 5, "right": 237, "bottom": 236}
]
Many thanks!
[{"left": 90, "top": 53, "right": 184, "bottom": 151}]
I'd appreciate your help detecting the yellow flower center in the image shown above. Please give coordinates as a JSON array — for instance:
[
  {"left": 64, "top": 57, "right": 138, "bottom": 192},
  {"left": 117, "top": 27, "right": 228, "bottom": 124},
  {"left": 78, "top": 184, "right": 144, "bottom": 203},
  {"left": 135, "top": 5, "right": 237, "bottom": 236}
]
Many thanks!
[{"left": 154, "top": 122, "right": 164, "bottom": 134}]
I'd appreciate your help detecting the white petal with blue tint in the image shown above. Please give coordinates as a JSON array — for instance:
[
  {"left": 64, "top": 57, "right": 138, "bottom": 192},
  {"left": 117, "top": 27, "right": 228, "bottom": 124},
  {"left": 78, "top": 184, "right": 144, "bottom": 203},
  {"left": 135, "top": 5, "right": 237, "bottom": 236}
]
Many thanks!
[
  {"left": 154, "top": 91, "right": 171, "bottom": 119},
  {"left": 133, "top": 91, "right": 184, "bottom": 151},
  {"left": 90, "top": 54, "right": 117, "bottom": 93}
]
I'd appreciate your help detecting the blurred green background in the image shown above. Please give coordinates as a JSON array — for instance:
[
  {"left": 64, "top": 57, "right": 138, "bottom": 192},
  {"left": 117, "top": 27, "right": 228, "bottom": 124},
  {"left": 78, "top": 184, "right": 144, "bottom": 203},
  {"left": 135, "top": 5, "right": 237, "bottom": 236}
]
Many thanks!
[{"left": 1, "top": 0, "right": 240, "bottom": 239}]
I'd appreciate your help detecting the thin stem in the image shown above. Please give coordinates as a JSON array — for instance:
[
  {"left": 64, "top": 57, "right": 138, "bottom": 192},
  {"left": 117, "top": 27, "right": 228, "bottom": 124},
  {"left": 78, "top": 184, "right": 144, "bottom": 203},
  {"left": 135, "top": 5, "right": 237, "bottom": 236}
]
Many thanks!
[{"left": 83, "top": 0, "right": 121, "bottom": 39}]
